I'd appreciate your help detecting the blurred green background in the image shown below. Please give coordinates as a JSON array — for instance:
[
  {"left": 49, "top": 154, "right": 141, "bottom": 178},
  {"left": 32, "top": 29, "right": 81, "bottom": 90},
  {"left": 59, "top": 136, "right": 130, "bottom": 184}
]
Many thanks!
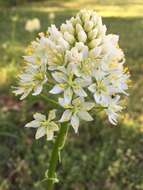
[{"left": 0, "top": 0, "right": 143, "bottom": 190}]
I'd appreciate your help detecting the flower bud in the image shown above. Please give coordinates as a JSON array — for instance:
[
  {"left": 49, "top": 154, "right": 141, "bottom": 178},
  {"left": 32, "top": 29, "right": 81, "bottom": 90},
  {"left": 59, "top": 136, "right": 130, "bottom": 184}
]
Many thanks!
[
  {"left": 84, "top": 21, "right": 94, "bottom": 32},
  {"left": 99, "top": 25, "right": 107, "bottom": 37},
  {"left": 88, "top": 38, "right": 102, "bottom": 49},
  {"left": 89, "top": 47, "right": 102, "bottom": 58},
  {"left": 78, "top": 30, "right": 87, "bottom": 43},
  {"left": 61, "top": 21, "right": 74, "bottom": 34},
  {"left": 76, "top": 23, "right": 83, "bottom": 33},
  {"left": 91, "top": 14, "right": 98, "bottom": 25},
  {"left": 74, "top": 16, "right": 82, "bottom": 25},
  {"left": 60, "top": 23, "right": 67, "bottom": 32},
  {"left": 96, "top": 16, "right": 102, "bottom": 28},
  {"left": 88, "top": 28, "right": 98, "bottom": 40},
  {"left": 81, "top": 11, "right": 91, "bottom": 21},
  {"left": 64, "top": 32, "right": 75, "bottom": 44},
  {"left": 58, "top": 37, "right": 70, "bottom": 50}
]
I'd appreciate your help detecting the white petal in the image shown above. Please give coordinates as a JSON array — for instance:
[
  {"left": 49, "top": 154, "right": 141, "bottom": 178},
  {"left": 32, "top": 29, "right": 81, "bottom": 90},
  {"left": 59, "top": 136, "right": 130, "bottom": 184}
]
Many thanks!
[
  {"left": 50, "top": 122, "right": 59, "bottom": 131},
  {"left": 82, "top": 102, "right": 95, "bottom": 111},
  {"left": 58, "top": 98, "right": 66, "bottom": 107},
  {"left": 25, "top": 120, "right": 40, "bottom": 128},
  {"left": 35, "top": 127, "right": 46, "bottom": 139},
  {"left": 20, "top": 74, "right": 32, "bottom": 82},
  {"left": 32, "top": 85, "right": 43, "bottom": 96},
  {"left": 48, "top": 65, "right": 57, "bottom": 71},
  {"left": 93, "top": 93, "right": 101, "bottom": 104},
  {"left": 64, "top": 87, "right": 73, "bottom": 105},
  {"left": 49, "top": 85, "right": 64, "bottom": 94},
  {"left": 48, "top": 109, "right": 56, "bottom": 121},
  {"left": 33, "top": 113, "right": 46, "bottom": 121},
  {"left": 59, "top": 110, "right": 72, "bottom": 122},
  {"left": 76, "top": 77, "right": 92, "bottom": 87},
  {"left": 52, "top": 72, "right": 67, "bottom": 83},
  {"left": 13, "top": 87, "right": 24, "bottom": 95},
  {"left": 71, "top": 114, "right": 79, "bottom": 133},
  {"left": 20, "top": 89, "right": 32, "bottom": 100},
  {"left": 88, "top": 84, "right": 96, "bottom": 93},
  {"left": 74, "top": 87, "right": 87, "bottom": 97},
  {"left": 46, "top": 130, "right": 54, "bottom": 141},
  {"left": 78, "top": 111, "right": 93, "bottom": 121},
  {"left": 23, "top": 55, "right": 35, "bottom": 63},
  {"left": 108, "top": 115, "right": 117, "bottom": 125}
]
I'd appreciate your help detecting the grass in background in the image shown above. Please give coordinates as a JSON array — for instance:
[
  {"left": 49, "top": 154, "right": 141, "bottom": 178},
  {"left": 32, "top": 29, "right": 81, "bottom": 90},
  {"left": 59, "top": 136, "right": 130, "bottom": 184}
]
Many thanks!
[{"left": 0, "top": 1, "right": 143, "bottom": 190}]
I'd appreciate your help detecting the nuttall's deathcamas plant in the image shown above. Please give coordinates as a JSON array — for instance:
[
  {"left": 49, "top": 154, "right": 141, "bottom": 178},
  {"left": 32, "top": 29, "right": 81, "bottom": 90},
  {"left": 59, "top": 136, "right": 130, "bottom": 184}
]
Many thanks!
[{"left": 13, "top": 10, "right": 130, "bottom": 190}]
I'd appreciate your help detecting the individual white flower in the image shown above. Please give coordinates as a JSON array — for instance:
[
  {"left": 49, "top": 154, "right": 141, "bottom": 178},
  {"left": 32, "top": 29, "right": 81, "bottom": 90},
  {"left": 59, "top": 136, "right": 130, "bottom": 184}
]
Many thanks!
[
  {"left": 25, "top": 18, "right": 41, "bottom": 32},
  {"left": 106, "top": 71, "right": 129, "bottom": 95},
  {"left": 25, "top": 110, "right": 59, "bottom": 140},
  {"left": 104, "top": 96, "right": 122, "bottom": 125},
  {"left": 13, "top": 64, "right": 47, "bottom": 100},
  {"left": 49, "top": 64, "right": 90, "bottom": 103},
  {"left": 24, "top": 35, "right": 50, "bottom": 65},
  {"left": 59, "top": 97, "right": 94, "bottom": 133},
  {"left": 88, "top": 79, "right": 110, "bottom": 105}
]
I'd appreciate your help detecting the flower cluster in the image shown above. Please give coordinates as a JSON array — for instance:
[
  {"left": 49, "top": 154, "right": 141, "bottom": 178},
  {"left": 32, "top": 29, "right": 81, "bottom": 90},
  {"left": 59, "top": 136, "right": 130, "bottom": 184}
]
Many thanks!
[{"left": 14, "top": 10, "right": 129, "bottom": 139}]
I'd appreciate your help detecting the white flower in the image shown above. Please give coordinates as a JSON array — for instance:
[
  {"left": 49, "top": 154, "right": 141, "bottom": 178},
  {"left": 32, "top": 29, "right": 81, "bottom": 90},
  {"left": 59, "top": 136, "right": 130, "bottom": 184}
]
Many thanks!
[
  {"left": 24, "top": 36, "right": 50, "bottom": 65},
  {"left": 59, "top": 97, "right": 94, "bottom": 133},
  {"left": 49, "top": 64, "right": 89, "bottom": 103},
  {"left": 88, "top": 79, "right": 110, "bottom": 105},
  {"left": 25, "top": 18, "right": 41, "bottom": 32},
  {"left": 104, "top": 96, "right": 122, "bottom": 125},
  {"left": 13, "top": 64, "right": 47, "bottom": 100},
  {"left": 25, "top": 110, "right": 59, "bottom": 140}
]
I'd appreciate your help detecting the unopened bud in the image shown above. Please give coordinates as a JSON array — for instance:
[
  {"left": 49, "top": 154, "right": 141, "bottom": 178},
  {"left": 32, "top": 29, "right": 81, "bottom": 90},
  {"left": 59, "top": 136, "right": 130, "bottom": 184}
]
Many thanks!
[
  {"left": 61, "top": 22, "right": 74, "bottom": 34},
  {"left": 76, "top": 23, "right": 83, "bottom": 33},
  {"left": 88, "top": 38, "right": 102, "bottom": 49},
  {"left": 89, "top": 47, "right": 102, "bottom": 58},
  {"left": 78, "top": 31, "right": 87, "bottom": 43},
  {"left": 64, "top": 32, "right": 75, "bottom": 44},
  {"left": 84, "top": 21, "right": 94, "bottom": 32},
  {"left": 81, "top": 11, "right": 91, "bottom": 21},
  {"left": 88, "top": 28, "right": 98, "bottom": 40}
]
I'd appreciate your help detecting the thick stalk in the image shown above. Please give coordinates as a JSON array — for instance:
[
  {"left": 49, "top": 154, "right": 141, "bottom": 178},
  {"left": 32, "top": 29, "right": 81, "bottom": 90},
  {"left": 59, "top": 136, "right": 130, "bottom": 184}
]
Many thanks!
[
  {"left": 40, "top": 94, "right": 62, "bottom": 109},
  {"left": 47, "top": 123, "right": 69, "bottom": 190}
]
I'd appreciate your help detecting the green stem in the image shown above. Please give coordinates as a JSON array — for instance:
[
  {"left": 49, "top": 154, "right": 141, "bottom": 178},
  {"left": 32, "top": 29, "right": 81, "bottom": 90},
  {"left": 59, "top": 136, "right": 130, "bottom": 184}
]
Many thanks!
[
  {"left": 40, "top": 94, "right": 62, "bottom": 109},
  {"left": 47, "top": 123, "right": 69, "bottom": 190}
]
